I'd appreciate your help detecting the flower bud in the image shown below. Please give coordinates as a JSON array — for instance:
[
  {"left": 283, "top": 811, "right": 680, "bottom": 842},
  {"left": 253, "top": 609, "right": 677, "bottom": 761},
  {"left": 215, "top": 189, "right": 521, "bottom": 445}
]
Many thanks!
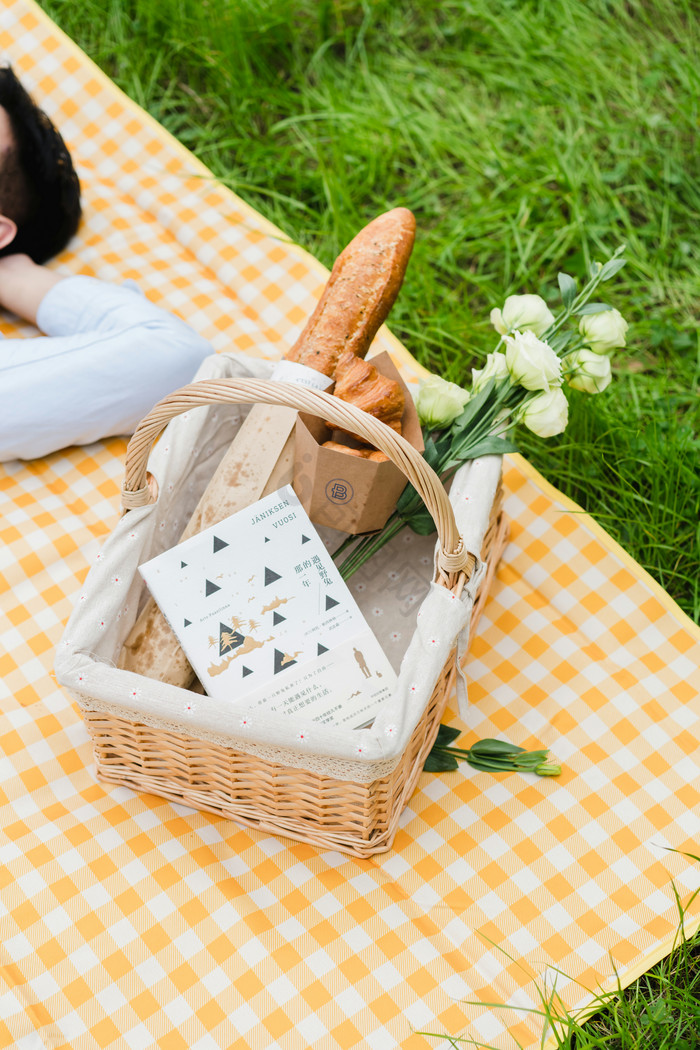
[
  {"left": 518, "top": 388, "right": 569, "bottom": 438},
  {"left": 578, "top": 308, "right": 628, "bottom": 354},
  {"left": 566, "top": 348, "right": 612, "bottom": 393},
  {"left": 471, "top": 351, "right": 510, "bottom": 392},
  {"left": 535, "top": 763, "right": 562, "bottom": 777},
  {"left": 505, "top": 330, "right": 562, "bottom": 392},
  {"left": 490, "top": 294, "right": 555, "bottom": 338},
  {"left": 415, "top": 375, "right": 470, "bottom": 429}
]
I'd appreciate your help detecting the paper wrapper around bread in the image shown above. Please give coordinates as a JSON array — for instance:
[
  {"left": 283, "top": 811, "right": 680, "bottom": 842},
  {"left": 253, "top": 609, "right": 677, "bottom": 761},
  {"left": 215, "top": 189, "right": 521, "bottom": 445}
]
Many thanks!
[{"left": 293, "top": 352, "right": 423, "bottom": 534}]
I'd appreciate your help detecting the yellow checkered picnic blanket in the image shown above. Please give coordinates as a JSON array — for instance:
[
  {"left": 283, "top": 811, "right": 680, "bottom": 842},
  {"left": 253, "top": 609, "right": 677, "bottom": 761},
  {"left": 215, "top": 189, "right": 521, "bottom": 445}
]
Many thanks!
[{"left": 1, "top": 2, "right": 700, "bottom": 1047}]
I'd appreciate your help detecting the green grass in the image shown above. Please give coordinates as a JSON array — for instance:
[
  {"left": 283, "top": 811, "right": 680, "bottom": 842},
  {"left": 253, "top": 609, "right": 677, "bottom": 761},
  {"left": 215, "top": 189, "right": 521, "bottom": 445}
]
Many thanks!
[
  {"left": 419, "top": 855, "right": 700, "bottom": 1049},
  {"left": 31, "top": 2, "right": 700, "bottom": 1038},
  {"left": 38, "top": 0, "right": 700, "bottom": 623}
]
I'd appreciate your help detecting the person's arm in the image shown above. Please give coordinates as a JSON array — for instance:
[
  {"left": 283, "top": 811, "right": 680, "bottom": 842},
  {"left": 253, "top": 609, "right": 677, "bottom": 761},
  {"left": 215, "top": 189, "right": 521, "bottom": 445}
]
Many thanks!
[
  {"left": 0, "top": 253, "right": 64, "bottom": 324},
  {"left": 0, "top": 258, "right": 212, "bottom": 461}
]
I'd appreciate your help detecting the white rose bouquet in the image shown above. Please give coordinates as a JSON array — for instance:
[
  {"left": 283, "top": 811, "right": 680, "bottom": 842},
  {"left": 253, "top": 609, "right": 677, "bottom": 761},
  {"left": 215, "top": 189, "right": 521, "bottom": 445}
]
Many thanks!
[{"left": 334, "top": 247, "right": 628, "bottom": 578}]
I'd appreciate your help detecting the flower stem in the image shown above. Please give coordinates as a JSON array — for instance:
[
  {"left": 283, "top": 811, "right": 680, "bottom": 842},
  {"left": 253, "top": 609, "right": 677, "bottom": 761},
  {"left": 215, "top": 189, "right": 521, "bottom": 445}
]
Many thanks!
[{"left": 337, "top": 514, "right": 405, "bottom": 579}]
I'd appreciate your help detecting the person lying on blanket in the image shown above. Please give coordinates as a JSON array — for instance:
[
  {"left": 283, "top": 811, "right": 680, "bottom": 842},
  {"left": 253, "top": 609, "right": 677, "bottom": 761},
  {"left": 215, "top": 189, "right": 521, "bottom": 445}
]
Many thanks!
[{"left": 0, "top": 66, "right": 211, "bottom": 461}]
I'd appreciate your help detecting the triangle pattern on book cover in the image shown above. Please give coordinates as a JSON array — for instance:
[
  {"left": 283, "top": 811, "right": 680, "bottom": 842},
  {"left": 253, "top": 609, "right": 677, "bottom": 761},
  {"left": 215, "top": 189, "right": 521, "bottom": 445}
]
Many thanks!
[
  {"left": 274, "top": 648, "right": 296, "bottom": 674},
  {"left": 136, "top": 484, "right": 398, "bottom": 723},
  {"left": 219, "top": 622, "right": 245, "bottom": 657}
]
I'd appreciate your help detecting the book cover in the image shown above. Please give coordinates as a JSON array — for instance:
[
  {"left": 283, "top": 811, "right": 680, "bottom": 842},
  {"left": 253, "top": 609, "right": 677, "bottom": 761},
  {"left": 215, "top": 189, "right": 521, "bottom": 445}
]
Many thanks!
[{"left": 138, "top": 485, "right": 397, "bottom": 729}]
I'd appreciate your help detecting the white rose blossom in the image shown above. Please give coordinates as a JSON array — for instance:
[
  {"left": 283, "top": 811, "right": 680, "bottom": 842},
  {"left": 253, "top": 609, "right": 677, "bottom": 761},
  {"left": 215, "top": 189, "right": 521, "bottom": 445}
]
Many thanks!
[
  {"left": 504, "top": 329, "right": 562, "bottom": 392},
  {"left": 519, "top": 388, "right": 569, "bottom": 438},
  {"left": 471, "top": 351, "right": 510, "bottom": 392},
  {"left": 490, "top": 294, "right": 555, "bottom": 338},
  {"left": 566, "top": 348, "right": 612, "bottom": 393},
  {"left": 578, "top": 308, "right": 628, "bottom": 354},
  {"left": 331, "top": 249, "right": 628, "bottom": 582},
  {"left": 415, "top": 375, "right": 470, "bottom": 429}
]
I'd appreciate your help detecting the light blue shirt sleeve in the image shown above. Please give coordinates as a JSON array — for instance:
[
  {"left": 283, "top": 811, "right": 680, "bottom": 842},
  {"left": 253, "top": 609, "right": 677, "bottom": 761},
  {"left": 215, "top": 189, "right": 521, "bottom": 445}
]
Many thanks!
[{"left": 0, "top": 276, "right": 212, "bottom": 461}]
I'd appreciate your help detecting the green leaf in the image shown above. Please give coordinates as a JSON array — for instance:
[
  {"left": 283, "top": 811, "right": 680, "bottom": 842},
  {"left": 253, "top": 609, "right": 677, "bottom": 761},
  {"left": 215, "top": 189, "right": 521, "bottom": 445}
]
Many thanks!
[
  {"left": 444, "top": 435, "right": 519, "bottom": 466},
  {"left": 404, "top": 506, "right": 437, "bottom": 536},
  {"left": 423, "top": 751, "right": 459, "bottom": 773},
  {"left": 466, "top": 756, "right": 521, "bottom": 772},
  {"left": 421, "top": 436, "right": 442, "bottom": 470},
  {"left": 425, "top": 733, "right": 562, "bottom": 778},
  {"left": 547, "top": 330, "right": 574, "bottom": 353},
  {"left": 435, "top": 724, "right": 462, "bottom": 747},
  {"left": 512, "top": 755, "right": 549, "bottom": 772},
  {"left": 599, "top": 257, "right": 626, "bottom": 281},
  {"left": 471, "top": 754, "right": 527, "bottom": 767},
  {"left": 469, "top": 738, "right": 525, "bottom": 755},
  {"left": 557, "top": 272, "right": 577, "bottom": 310},
  {"left": 576, "top": 302, "right": 612, "bottom": 316},
  {"left": 395, "top": 482, "right": 422, "bottom": 518},
  {"left": 449, "top": 383, "right": 495, "bottom": 433},
  {"left": 513, "top": 749, "right": 549, "bottom": 764}
]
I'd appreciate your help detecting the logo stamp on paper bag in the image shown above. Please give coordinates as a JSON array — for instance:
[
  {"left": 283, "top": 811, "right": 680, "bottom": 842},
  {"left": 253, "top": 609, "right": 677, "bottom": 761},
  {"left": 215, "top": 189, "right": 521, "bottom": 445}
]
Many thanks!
[{"left": 325, "top": 478, "right": 354, "bottom": 505}]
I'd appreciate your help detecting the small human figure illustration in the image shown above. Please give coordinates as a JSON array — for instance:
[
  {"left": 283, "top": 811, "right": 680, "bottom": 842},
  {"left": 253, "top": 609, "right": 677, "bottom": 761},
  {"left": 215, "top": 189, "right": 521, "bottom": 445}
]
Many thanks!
[{"left": 353, "top": 647, "right": 371, "bottom": 678}]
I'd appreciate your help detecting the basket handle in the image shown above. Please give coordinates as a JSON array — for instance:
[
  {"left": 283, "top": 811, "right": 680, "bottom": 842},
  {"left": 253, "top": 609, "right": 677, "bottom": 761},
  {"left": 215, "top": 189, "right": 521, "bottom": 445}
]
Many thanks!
[{"left": 121, "top": 377, "right": 472, "bottom": 577}]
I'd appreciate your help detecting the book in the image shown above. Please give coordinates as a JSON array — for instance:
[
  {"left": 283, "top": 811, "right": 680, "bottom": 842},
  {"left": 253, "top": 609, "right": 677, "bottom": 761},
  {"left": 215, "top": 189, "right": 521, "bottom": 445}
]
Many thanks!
[{"left": 138, "top": 485, "right": 397, "bottom": 729}]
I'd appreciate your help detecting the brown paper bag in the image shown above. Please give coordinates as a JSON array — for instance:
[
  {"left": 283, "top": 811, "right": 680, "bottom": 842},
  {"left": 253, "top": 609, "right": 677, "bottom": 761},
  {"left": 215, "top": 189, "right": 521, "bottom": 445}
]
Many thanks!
[{"left": 293, "top": 352, "right": 423, "bottom": 533}]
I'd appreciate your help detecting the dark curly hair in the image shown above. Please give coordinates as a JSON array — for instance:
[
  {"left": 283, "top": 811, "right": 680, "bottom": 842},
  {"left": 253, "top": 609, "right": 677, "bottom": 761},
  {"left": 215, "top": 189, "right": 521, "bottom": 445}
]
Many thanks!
[{"left": 0, "top": 66, "right": 81, "bottom": 263}]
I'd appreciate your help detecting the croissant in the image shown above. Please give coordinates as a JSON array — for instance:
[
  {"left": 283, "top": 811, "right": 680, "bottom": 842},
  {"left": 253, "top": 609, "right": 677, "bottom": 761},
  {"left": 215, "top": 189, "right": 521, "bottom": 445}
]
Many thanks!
[
  {"left": 329, "top": 351, "right": 405, "bottom": 434},
  {"left": 323, "top": 440, "right": 369, "bottom": 458},
  {"left": 322, "top": 440, "right": 389, "bottom": 463}
]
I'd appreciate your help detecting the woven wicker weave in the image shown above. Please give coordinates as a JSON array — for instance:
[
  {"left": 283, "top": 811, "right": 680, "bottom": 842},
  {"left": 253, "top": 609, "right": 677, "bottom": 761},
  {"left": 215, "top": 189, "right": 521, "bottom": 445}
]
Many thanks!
[{"left": 81, "top": 380, "right": 508, "bottom": 857}]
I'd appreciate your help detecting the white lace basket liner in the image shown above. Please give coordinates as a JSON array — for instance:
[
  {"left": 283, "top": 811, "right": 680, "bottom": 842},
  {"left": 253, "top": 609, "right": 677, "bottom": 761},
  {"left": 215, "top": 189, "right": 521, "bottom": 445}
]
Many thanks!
[{"left": 56, "top": 353, "right": 508, "bottom": 855}]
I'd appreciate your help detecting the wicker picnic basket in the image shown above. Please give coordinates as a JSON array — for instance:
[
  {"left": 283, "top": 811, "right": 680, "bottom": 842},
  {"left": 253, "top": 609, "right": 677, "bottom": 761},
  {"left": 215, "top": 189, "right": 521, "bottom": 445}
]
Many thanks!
[{"left": 57, "top": 360, "right": 508, "bottom": 857}]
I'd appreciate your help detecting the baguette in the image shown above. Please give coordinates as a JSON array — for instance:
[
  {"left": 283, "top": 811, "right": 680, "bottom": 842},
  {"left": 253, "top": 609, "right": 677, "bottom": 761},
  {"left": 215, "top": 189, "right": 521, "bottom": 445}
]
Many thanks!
[
  {"left": 119, "top": 208, "right": 416, "bottom": 686},
  {"left": 286, "top": 207, "right": 416, "bottom": 375}
]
